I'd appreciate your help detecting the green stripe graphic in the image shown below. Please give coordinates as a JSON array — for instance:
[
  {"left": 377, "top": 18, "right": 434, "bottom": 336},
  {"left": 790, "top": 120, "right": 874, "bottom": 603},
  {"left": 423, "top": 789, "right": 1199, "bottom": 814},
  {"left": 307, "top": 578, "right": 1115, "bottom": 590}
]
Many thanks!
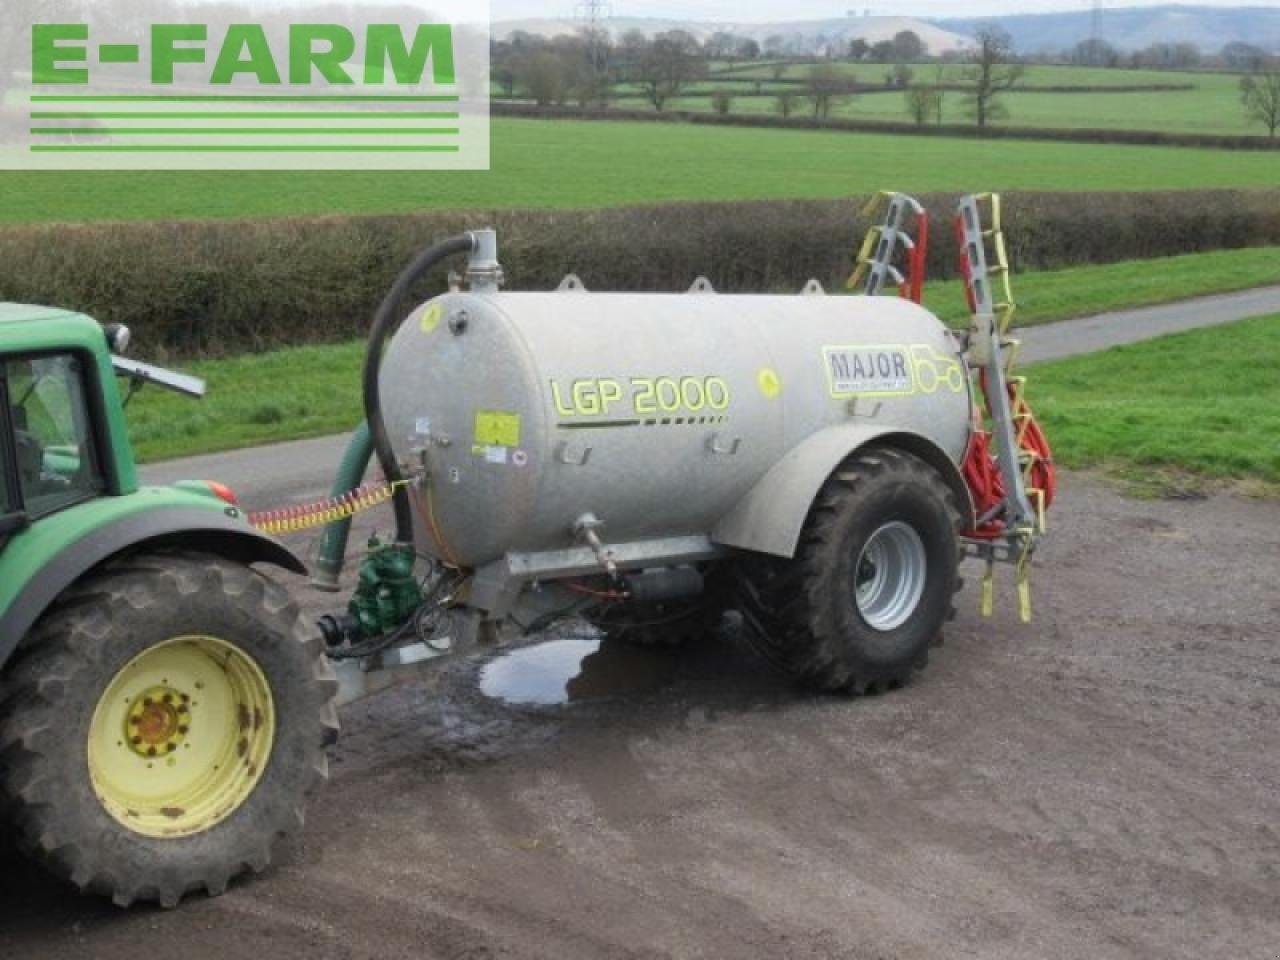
[
  {"left": 30, "top": 144, "right": 462, "bottom": 153},
  {"left": 30, "top": 111, "right": 461, "bottom": 119},
  {"left": 31, "top": 127, "right": 461, "bottom": 136},
  {"left": 31, "top": 95, "right": 460, "bottom": 103}
]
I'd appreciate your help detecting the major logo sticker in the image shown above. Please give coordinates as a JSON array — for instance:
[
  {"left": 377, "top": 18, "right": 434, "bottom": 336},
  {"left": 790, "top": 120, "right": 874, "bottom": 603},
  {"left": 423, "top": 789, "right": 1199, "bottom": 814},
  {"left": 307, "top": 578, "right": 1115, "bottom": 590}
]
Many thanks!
[
  {"left": 823, "top": 344, "right": 965, "bottom": 398},
  {"left": 824, "top": 345, "right": 914, "bottom": 397}
]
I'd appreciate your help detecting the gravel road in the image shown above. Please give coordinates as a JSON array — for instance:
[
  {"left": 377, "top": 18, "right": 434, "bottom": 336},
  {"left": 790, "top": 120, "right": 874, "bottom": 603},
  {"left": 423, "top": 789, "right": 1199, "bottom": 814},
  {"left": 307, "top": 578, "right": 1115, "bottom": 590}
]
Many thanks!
[{"left": 3, "top": 470, "right": 1277, "bottom": 959}]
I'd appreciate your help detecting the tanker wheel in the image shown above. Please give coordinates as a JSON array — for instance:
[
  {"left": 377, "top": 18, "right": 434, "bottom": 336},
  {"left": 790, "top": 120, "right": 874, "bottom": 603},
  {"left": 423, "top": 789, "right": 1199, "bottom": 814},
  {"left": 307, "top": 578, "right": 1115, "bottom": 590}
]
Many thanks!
[
  {"left": 734, "top": 447, "right": 961, "bottom": 693},
  {"left": 0, "top": 551, "right": 338, "bottom": 908}
]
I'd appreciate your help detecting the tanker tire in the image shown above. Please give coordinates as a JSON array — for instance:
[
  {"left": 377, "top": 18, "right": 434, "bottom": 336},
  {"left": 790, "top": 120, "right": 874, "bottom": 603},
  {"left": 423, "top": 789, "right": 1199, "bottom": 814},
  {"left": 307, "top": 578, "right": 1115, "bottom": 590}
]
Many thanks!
[
  {"left": 734, "top": 447, "right": 961, "bottom": 694},
  {"left": 0, "top": 551, "right": 339, "bottom": 908}
]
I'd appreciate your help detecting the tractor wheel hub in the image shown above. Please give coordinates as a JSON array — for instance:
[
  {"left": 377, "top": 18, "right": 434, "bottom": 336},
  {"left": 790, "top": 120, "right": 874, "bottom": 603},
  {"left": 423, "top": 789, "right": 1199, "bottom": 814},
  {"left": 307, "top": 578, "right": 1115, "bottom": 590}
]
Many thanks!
[{"left": 126, "top": 686, "right": 191, "bottom": 757}]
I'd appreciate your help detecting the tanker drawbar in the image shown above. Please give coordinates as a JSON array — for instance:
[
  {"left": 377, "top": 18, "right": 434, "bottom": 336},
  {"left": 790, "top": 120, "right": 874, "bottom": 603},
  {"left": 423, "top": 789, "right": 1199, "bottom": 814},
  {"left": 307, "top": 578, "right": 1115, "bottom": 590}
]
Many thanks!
[{"left": 311, "top": 191, "right": 1055, "bottom": 704}]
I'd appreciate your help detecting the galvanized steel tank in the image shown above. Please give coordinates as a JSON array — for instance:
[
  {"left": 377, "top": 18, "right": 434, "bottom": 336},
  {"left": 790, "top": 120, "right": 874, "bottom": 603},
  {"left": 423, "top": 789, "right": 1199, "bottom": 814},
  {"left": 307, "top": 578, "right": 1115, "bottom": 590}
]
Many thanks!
[{"left": 380, "top": 287, "right": 972, "bottom": 568}]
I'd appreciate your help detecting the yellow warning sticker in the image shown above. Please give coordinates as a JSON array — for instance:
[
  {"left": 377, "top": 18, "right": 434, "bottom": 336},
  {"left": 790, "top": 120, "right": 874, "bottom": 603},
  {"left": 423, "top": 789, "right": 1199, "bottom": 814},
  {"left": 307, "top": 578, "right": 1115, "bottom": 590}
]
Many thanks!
[
  {"left": 474, "top": 410, "right": 522, "bottom": 448},
  {"left": 757, "top": 368, "right": 782, "bottom": 399},
  {"left": 420, "top": 303, "right": 443, "bottom": 334}
]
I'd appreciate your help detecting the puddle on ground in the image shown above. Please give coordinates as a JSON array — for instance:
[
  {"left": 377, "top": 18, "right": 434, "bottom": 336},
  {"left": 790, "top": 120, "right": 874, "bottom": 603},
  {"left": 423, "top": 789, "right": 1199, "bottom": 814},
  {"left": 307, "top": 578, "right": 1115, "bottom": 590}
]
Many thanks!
[{"left": 480, "top": 634, "right": 674, "bottom": 706}]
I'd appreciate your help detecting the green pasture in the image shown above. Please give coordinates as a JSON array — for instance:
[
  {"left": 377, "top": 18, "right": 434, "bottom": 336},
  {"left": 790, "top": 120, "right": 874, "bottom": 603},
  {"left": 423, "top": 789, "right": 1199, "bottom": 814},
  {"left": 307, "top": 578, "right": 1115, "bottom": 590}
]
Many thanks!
[
  {"left": 617, "top": 67, "right": 1255, "bottom": 135},
  {"left": 1035, "top": 312, "right": 1280, "bottom": 491},
  {"left": 0, "top": 117, "right": 1275, "bottom": 225}
]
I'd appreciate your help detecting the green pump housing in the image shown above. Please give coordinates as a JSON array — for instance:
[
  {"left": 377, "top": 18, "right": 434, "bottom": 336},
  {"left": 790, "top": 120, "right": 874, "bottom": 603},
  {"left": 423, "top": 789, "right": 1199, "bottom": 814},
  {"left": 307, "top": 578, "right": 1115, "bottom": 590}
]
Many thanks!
[{"left": 348, "top": 537, "right": 423, "bottom": 639}]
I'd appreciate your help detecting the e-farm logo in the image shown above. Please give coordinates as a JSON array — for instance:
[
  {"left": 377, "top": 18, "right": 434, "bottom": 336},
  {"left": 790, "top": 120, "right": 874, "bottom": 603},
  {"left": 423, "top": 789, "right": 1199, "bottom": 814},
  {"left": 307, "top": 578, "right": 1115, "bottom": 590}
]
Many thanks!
[{"left": 2, "top": 4, "right": 489, "bottom": 171}]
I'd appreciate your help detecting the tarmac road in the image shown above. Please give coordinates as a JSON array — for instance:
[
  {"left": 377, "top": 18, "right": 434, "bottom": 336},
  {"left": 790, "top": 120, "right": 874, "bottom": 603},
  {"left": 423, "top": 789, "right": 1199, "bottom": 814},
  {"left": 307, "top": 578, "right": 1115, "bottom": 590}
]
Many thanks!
[{"left": 138, "top": 286, "right": 1280, "bottom": 510}]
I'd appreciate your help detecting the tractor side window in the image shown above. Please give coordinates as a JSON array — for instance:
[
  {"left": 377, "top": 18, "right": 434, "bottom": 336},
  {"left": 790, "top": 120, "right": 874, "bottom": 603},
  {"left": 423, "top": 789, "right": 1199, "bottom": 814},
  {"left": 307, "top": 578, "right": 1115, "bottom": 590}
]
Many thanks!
[{"left": 5, "top": 354, "right": 102, "bottom": 517}]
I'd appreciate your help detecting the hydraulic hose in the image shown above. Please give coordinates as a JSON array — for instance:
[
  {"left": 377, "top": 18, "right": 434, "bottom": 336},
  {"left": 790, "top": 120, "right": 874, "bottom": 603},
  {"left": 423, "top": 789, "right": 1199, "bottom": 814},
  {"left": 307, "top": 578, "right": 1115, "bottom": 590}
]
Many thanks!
[
  {"left": 310, "top": 421, "right": 374, "bottom": 592},
  {"left": 364, "top": 232, "right": 477, "bottom": 545}
]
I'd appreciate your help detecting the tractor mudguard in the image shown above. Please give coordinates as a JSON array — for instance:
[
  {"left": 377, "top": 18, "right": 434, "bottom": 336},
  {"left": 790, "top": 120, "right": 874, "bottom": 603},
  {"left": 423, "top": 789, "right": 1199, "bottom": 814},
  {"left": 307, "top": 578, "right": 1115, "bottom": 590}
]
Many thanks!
[
  {"left": 712, "top": 424, "right": 974, "bottom": 560},
  {"left": 0, "top": 504, "right": 304, "bottom": 670}
]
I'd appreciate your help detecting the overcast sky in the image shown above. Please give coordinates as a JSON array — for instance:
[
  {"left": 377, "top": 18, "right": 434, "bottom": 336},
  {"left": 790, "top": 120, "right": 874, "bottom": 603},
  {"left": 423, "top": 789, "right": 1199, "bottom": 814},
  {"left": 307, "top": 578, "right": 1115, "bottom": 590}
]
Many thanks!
[{"left": 490, "top": 0, "right": 1264, "bottom": 22}]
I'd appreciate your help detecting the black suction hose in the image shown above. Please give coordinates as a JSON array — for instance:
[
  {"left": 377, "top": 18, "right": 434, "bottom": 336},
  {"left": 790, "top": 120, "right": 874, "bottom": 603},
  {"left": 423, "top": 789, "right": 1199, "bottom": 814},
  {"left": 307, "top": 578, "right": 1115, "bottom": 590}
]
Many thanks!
[{"left": 364, "top": 233, "right": 476, "bottom": 545}]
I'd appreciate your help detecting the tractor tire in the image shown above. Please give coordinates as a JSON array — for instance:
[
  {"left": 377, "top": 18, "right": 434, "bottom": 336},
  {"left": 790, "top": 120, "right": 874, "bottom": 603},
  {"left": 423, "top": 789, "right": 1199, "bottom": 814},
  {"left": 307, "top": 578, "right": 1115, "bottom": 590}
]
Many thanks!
[
  {"left": 0, "top": 551, "right": 338, "bottom": 908},
  {"left": 734, "top": 447, "right": 961, "bottom": 694}
]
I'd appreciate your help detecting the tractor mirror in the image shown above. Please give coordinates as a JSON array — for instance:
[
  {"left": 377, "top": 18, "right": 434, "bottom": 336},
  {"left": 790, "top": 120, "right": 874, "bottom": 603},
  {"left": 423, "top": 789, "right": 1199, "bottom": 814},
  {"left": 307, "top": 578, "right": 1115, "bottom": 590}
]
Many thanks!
[{"left": 111, "top": 356, "right": 206, "bottom": 400}]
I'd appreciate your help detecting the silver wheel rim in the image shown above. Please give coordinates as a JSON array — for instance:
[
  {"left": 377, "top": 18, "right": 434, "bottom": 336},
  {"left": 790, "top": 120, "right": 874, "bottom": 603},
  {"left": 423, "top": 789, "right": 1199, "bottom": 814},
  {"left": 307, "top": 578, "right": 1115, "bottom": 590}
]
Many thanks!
[{"left": 855, "top": 521, "right": 927, "bottom": 631}]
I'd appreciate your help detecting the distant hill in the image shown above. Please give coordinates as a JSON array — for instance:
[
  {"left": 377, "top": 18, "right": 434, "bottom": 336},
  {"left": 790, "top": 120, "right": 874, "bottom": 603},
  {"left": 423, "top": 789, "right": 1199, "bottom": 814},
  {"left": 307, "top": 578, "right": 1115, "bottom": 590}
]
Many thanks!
[
  {"left": 492, "top": 15, "right": 971, "bottom": 57},
  {"left": 933, "top": 5, "right": 1280, "bottom": 54}
]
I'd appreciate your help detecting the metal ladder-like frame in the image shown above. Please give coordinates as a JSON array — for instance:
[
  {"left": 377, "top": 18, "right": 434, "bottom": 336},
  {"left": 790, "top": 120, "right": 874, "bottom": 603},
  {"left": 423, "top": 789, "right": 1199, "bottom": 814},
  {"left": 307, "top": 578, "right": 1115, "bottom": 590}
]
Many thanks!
[
  {"left": 848, "top": 191, "right": 928, "bottom": 302},
  {"left": 956, "top": 194, "right": 1050, "bottom": 622}
]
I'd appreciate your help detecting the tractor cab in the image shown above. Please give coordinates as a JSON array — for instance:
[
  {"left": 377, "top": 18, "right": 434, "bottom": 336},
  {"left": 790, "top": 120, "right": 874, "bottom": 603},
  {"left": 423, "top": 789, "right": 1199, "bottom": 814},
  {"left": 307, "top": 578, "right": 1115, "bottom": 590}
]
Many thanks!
[
  {"left": 0, "top": 307, "right": 210, "bottom": 549},
  {"left": 0, "top": 306, "right": 122, "bottom": 549}
]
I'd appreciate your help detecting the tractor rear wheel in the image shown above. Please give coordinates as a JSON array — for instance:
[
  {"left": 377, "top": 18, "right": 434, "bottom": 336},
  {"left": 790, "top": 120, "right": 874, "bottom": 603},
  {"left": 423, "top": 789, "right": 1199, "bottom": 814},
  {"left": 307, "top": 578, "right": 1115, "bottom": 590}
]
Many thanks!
[
  {"left": 734, "top": 447, "right": 961, "bottom": 693},
  {"left": 0, "top": 551, "right": 338, "bottom": 907}
]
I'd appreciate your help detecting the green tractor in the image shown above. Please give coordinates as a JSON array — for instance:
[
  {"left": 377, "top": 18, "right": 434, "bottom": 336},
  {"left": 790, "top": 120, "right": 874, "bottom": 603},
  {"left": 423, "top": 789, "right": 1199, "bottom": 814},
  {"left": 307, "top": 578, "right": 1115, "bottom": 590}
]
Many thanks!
[{"left": 0, "top": 304, "right": 338, "bottom": 907}]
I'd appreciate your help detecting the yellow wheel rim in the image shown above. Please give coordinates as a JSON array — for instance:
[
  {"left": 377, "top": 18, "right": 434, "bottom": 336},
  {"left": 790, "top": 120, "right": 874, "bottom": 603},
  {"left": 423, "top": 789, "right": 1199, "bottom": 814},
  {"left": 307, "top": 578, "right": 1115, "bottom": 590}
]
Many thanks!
[{"left": 87, "top": 636, "right": 275, "bottom": 839}]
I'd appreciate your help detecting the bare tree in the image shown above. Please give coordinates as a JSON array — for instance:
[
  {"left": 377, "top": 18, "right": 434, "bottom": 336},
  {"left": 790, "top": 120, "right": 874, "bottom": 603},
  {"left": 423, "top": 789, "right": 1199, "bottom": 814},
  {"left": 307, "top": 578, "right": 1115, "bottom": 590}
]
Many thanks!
[
  {"left": 636, "top": 30, "right": 704, "bottom": 112},
  {"left": 962, "top": 26, "right": 1024, "bottom": 129},
  {"left": 1221, "top": 42, "right": 1268, "bottom": 71},
  {"left": 1240, "top": 63, "right": 1280, "bottom": 138},
  {"left": 892, "top": 30, "right": 926, "bottom": 62},
  {"left": 706, "top": 32, "right": 736, "bottom": 60},
  {"left": 775, "top": 91, "right": 796, "bottom": 118},
  {"left": 904, "top": 83, "right": 942, "bottom": 126},
  {"left": 804, "top": 62, "right": 854, "bottom": 120},
  {"left": 1071, "top": 37, "right": 1119, "bottom": 67},
  {"left": 514, "top": 52, "right": 570, "bottom": 107}
]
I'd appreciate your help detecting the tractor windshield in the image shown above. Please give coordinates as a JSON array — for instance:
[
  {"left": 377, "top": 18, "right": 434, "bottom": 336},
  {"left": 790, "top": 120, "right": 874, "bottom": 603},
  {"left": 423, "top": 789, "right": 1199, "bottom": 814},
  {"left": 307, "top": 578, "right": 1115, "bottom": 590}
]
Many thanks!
[{"left": 4, "top": 354, "right": 103, "bottom": 518}]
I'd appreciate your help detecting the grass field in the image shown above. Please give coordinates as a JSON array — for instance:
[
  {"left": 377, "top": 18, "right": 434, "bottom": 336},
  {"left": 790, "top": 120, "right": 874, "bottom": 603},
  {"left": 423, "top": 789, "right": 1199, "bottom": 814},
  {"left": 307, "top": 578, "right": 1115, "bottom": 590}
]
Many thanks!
[
  {"left": 632, "top": 82, "right": 1252, "bottom": 136},
  {"left": 1, "top": 117, "right": 1276, "bottom": 226},
  {"left": 124, "top": 247, "right": 1280, "bottom": 463},
  {"left": 615, "top": 66, "right": 1255, "bottom": 135},
  {"left": 1035, "top": 312, "right": 1280, "bottom": 490}
]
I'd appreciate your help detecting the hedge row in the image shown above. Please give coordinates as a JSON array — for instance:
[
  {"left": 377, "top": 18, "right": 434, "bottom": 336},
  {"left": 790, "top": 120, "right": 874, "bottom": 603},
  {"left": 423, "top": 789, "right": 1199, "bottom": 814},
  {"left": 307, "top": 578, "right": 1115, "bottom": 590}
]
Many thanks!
[
  {"left": 494, "top": 102, "right": 1280, "bottom": 151},
  {"left": 1, "top": 189, "right": 1278, "bottom": 358},
  {"left": 615, "top": 81, "right": 1196, "bottom": 94}
]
